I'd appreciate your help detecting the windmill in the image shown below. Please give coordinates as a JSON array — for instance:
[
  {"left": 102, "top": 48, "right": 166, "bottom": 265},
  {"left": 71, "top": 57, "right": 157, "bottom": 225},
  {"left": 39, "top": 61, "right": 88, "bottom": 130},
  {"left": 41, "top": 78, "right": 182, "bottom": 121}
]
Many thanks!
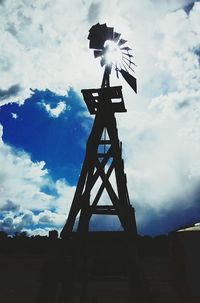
[
  {"left": 88, "top": 22, "right": 137, "bottom": 91},
  {"left": 37, "top": 24, "right": 148, "bottom": 303},
  {"left": 61, "top": 23, "right": 138, "bottom": 237}
]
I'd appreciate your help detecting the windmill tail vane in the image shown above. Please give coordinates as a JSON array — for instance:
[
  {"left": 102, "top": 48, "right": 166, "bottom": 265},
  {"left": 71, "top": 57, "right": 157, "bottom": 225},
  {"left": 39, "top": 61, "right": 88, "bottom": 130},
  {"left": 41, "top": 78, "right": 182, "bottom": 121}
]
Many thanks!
[{"left": 88, "top": 22, "right": 137, "bottom": 92}]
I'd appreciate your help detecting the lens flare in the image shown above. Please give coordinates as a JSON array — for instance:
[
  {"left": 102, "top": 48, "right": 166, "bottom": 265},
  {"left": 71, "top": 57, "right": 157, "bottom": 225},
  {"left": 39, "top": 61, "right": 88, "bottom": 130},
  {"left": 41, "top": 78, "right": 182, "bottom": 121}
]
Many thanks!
[{"left": 104, "top": 41, "right": 122, "bottom": 66}]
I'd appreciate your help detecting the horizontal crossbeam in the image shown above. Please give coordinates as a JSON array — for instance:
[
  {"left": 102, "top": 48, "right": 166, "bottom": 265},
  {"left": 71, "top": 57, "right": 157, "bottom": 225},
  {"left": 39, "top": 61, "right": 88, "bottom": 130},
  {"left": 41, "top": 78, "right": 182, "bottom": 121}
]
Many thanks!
[
  {"left": 92, "top": 205, "right": 117, "bottom": 215},
  {"left": 99, "top": 140, "right": 111, "bottom": 144}
]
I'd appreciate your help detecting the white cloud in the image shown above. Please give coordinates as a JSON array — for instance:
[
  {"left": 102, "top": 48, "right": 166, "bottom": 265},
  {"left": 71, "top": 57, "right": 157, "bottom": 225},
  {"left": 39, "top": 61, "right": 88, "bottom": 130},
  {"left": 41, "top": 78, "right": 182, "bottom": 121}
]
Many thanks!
[
  {"left": 11, "top": 112, "right": 18, "bottom": 119},
  {"left": 0, "top": 206, "right": 68, "bottom": 236},
  {"left": 42, "top": 101, "right": 66, "bottom": 118},
  {"left": 54, "top": 179, "right": 76, "bottom": 214},
  {"left": 0, "top": 0, "right": 101, "bottom": 105},
  {"left": 101, "top": 2, "right": 200, "bottom": 229},
  {"left": 1, "top": 0, "right": 192, "bottom": 106},
  {"left": 0, "top": 200, "right": 20, "bottom": 212},
  {"left": 0, "top": 135, "right": 50, "bottom": 220},
  {"left": 0, "top": 123, "right": 75, "bottom": 234}
]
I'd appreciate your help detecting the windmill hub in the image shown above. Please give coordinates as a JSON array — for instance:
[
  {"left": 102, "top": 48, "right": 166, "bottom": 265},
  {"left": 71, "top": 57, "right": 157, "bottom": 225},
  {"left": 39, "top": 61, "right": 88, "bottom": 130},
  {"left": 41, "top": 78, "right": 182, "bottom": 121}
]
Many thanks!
[{"left": 104, "top": 40, "right": 122, "bottom": 66}]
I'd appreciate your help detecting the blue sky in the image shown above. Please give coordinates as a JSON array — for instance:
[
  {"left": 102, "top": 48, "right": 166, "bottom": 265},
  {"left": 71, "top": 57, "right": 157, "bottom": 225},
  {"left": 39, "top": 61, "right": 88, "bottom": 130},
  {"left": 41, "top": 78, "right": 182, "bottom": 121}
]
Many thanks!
[
  {"left": 0, "top": 89, "right": 90, "bottom": 185},
  {"left": 0, "top": 0, "right": 200, "bottom": 236}
]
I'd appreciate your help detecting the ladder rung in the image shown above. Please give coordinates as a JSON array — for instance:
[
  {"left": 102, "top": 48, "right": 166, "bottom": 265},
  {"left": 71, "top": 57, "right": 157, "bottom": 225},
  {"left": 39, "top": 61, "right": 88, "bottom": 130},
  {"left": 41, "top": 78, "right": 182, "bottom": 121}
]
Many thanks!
[
  {"left": 98, "top": 153, "right": 107, "bottom": 158},
  {"left": 91, "top": 205, "right": 117, "bottom": 215},
  {"left": 93, "top": 210, "right": 117, "bottom": 215},
  {"left": 92, "top": 210, "right": 117, "bottom": 215},
  {"left": 95, "top": 205, "right": 115, "bottom": 209},
  {"left": 99, "top": 140, "right": 111, "bottom": 144}
]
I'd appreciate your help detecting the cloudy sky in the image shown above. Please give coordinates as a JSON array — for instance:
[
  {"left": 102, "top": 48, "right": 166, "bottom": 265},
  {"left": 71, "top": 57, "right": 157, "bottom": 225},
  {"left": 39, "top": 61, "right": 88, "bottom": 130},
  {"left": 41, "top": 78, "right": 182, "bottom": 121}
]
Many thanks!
[{"left": 0, "top": 0, "right": 200, "bottom": 236}]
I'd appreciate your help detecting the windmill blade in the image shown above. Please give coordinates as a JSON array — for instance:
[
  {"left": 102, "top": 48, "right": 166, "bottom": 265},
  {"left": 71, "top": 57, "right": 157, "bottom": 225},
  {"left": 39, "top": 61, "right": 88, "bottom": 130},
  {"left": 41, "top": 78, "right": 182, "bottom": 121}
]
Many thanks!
[
  {"left": 122, "top": 55, "right": 136, "bottom": 66},
  {"left": 121, "top": 62, "right": 129, "bottom": 74},
  {"left": 88, "top": 23, "right": 113, "bottom": 49},
  {"left": 122, "top": 59, "right": 135, "bottom": 73},
  {"left": 119, "top": 69, "right": 137, "bottom": 93},
  {"left": 94, "top": 50, "right": 103, "bottom": 58},
  {"left": 122, "top": 52, "right": 133, "bottom": 58},
  {"left": 88, "top": 23, "right": 106, "bottom": 49},
  {"left": 113, "top": 32, "right": 121, "bottom": 42},
  {"left": 106, "top": 26, "right": 114, "bottom": 40},
  {"left": 122, "top": 59, "right": 132, "bottom": 72},
  {"left": 120, "top": 46, "right": 132, "bottom": 51},
  {"left": 118, "top": 38, "right": 127, "bottom": 47},
  {"left": 122, "top": 59, "right": 131, "bottom": 70}
]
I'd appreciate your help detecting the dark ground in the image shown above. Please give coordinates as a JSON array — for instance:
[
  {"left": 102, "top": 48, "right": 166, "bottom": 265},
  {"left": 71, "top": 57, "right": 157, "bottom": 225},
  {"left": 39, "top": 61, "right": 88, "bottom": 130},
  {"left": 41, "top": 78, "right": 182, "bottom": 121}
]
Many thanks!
[{"left": 0, "top": 232, "right": 197, "bottom": 303}]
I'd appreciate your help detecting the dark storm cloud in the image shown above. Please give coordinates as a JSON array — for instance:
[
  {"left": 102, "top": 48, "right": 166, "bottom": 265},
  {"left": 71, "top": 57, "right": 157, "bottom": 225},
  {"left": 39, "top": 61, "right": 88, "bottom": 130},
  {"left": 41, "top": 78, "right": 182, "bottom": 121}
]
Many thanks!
[
  {"left": 0, "top": 0, "right": 6, "bottom": 5},
  {"left": 0, "top": 216, "right": 23, "bottom": 234},
  {"left": 6, "top": 23, "right": 17, "bottom": 36},
  {"left": 0, "top": 200, "right": 20, "bottom": 212},
  {"left": 0, "top": 211, "right": 34, "bottom": 234},
  {"left": 175, "top": 100, "right": 191, "bottom": 110},
  {"left": 151, "top": 0, "right": 198, "bottom": 11},
  {"left": 135, "top": 184, "right": 200, "bottom": 235},
  {"left": 0, "top": 217, "right": 16, "bottom": 234},
  {"left": 39, "top": 214, "right": 53, "bottom": 224},
  {"left": 21, "top": 213, "right": 34, "bottom": 226},
  {"left": 194, "top": 48, "right": 200, "bottom": 66},
  {"left": 87, "top": 2, "right": 101, "bottom": 23},
  {"left": 178, "top": 0, "right": 200, "bottom": 14},
  {"left": 0, "top": 84, "right": 21, "bottom": 101},
  {"left": 2, "top": 217, "right": 13, "bottom": 228},
  {"left": 183, "top": 1, "right": 195, "bottom": 14}
]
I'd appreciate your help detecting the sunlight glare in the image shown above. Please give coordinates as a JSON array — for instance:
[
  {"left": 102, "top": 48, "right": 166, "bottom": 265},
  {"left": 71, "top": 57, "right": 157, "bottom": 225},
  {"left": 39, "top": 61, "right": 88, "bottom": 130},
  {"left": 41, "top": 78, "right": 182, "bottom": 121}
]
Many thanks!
[{"left": 104, "top": 40, "right": 122, "bottom": 66}]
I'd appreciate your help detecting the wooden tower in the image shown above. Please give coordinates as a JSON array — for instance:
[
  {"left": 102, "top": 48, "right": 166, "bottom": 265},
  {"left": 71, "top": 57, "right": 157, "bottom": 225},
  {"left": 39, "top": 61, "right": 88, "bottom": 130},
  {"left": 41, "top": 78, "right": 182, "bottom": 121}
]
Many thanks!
[
  {"left": 38, "top": 24, "right": 150, "bottom": 303},
  {"left": 61, "top": 23, "right": 138, "bottom": 237}
]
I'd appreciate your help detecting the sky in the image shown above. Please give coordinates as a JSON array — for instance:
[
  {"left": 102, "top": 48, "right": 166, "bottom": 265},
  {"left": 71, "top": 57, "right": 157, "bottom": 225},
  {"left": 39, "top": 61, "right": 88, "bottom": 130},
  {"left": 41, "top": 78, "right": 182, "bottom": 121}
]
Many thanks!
[{"left": 0, "top": 0, "right": 200, "bottom": 236}]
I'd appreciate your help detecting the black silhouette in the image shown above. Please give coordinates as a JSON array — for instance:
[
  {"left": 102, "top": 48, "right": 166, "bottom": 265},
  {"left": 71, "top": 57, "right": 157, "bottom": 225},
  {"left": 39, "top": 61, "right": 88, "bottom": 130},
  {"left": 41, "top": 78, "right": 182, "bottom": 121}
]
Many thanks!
[
  {"left": 0, "top": 230, "right": 199, "bottom": 302},
  {"left": 58, "top": 23, "right": 150, "bottom": 303},
  {"left": 88, "top": 23, "right": 137, "bottom": 91},
  {"left": 61, "top": 23, "right": 137, "bottom": 237}
]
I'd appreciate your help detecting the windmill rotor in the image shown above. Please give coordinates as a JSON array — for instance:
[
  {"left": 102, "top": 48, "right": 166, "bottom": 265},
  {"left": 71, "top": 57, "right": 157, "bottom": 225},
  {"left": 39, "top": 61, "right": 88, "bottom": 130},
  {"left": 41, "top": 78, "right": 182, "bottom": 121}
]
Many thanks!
[{"left": 88, "top": 23, "right": 137, "bottom": 93}]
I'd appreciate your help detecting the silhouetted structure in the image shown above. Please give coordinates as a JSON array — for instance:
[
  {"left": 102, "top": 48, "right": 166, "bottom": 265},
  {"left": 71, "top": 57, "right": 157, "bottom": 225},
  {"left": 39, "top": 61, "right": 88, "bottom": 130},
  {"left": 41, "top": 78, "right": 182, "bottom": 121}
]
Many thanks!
[
  {"left": 57, "top": 24, "right": 150, "bottom": 303},
  {"left": 61, "top": 23, "right": 137, "bottom": 236},
  {"left": 27, "top": 24, "right": 151, "bottom": 303}
]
